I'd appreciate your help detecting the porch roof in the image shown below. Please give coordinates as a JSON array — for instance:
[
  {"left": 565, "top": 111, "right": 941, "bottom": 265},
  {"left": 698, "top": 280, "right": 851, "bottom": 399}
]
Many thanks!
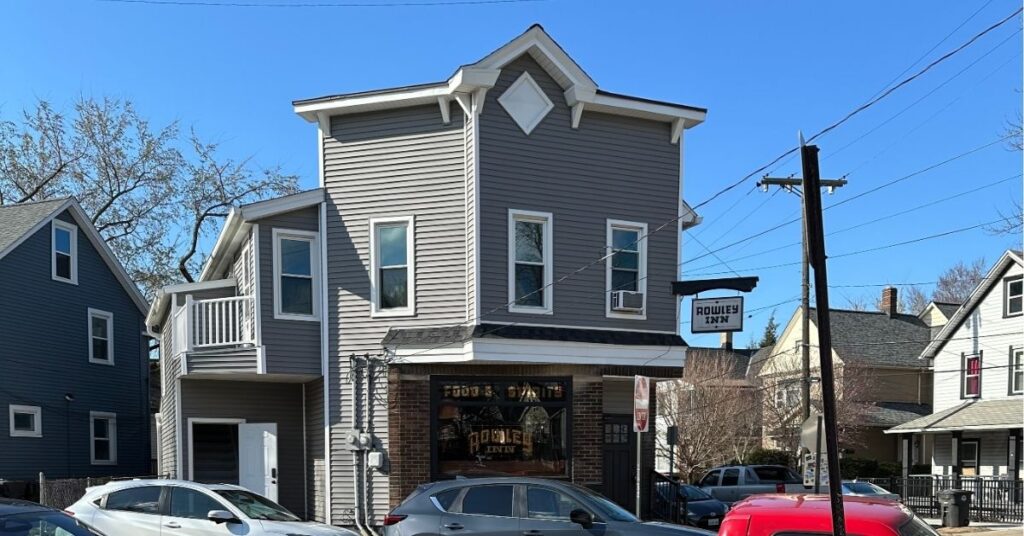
[{"left": 885, "top": 398, "right": 1024, "bottom": 434}]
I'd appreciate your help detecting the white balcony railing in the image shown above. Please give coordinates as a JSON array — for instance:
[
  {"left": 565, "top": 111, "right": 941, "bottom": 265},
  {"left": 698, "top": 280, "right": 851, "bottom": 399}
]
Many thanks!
[{"left": 173, "top": 295, "right": 255, "bottom": 352}]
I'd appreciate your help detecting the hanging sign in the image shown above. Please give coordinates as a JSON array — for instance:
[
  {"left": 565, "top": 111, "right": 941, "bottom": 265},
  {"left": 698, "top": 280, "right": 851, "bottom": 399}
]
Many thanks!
[
  {"left": 633, "top": 375, "right": 650, "bottom": 432},
  {"left": 691, "top": 296, "right": 744, "bottom": 333}
]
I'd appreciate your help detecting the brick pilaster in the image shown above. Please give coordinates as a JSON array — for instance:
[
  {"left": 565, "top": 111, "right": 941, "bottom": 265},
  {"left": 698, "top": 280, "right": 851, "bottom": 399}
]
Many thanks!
[
  {"left": 572, "top": 376, "right": 603, "bottom": 488},
  {"left": 387, "top": 369, "right": 430, "bottom": 507}
]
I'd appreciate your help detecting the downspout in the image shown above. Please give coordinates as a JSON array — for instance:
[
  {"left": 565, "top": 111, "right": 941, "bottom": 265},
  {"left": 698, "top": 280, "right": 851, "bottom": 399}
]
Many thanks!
[
  {"left": 362, "top": 355, "right": 380, "bottom": 536},
  {"left": 349, "top": 356, "right": 368, "bottom": 536}
]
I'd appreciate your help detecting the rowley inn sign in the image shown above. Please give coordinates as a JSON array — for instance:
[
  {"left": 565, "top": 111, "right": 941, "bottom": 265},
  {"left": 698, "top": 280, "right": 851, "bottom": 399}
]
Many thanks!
[{"left": 691, "top": 296, "right": 744, "bottom": 333}]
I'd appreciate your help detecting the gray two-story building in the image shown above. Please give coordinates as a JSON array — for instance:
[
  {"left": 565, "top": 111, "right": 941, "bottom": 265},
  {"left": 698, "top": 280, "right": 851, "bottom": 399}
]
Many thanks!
[
  {"left": 148, "top": 25, "right": 706, "bottom": 528},
  {"left": 0, "top": 198, "right": 151, "bottom": 481}
]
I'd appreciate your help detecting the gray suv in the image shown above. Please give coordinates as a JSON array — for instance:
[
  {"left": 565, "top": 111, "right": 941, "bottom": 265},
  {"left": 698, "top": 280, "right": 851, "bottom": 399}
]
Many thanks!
[{"left": 383, "top": 477, "right": 715, "bottom": 535}]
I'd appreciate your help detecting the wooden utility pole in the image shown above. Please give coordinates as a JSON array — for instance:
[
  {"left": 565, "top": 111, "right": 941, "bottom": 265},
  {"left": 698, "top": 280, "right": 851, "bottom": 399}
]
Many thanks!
[
  {"left": 799, "top": 135, "right": 846, "bottom": 536},
  {"left": 757, "top": 176, "right": 844, "bottom": 422}
]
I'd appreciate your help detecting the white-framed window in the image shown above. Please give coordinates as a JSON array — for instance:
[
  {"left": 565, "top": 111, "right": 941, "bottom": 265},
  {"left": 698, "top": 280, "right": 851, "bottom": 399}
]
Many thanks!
[
  {"left": 508, "top": 209, "right": 553, "bottom": 314},
  {"left": 369, "top": 216, "right": 415, "bottom": 317},
  {"left": 1012, "top": 348, "right": 1023, "bottom": 395},
  {"left": 272, "top": 228, "right": 319, "bottom": 321},
  {"left": 960, "top": 439, "right": 979, "bottom": 476},
  {"left": 1005, "top": 276, "right": 1023, "bottom": 317},
  {"left": 773, "top": 382, "right": 800, "bottom": 410},
  {"left": 88, "top": 308, "right": 114, "bottom": 365},
  {"left": 9, "top": 405, "right": 41, "bottom": 438},
  {"left": 606, "top": 220, "right": 647, "bottom": 319},
  {"left": 963, "top": 354, "right": 981, "bottom": 398},
  {"left": 90, "top": 411, "right": 117, "bottom": 465},
  {"left": 52, "top": 219, "right": 78, "bottom": 284}
]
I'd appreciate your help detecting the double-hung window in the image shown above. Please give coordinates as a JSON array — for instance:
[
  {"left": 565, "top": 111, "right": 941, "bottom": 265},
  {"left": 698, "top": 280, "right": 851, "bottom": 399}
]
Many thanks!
[
  {"left": 963, "top": 353, "right": 981, "bottom": 398},
  {"left": 88, "top": 309, "right": 114, "bottom": 365},
  {"left": 273, "top": 229, "right": 319, "bottom": 320},
  {"left": 370, "top": 216, "right": 415, "bottom": 316},
  {"left": 1011, "top": 347, "right": 1023, "bottom": 395},
  {"left": 9, "top": 405, "right": 41, "bottom": 438},
  {"left": 606, "top": 220, "right": 647, "bottom": 318},
  {"left": 52, "top": 220, "right": 78, "bottom": 284},
  {"left": 90, "top": 412, "right": 117, "bottom": 465},
  {"left": 1005, "top": 276, "right": 1023, "bottom": 317},
  {"left": 508, "top": 210, "right": 552, "bottom": 314}
]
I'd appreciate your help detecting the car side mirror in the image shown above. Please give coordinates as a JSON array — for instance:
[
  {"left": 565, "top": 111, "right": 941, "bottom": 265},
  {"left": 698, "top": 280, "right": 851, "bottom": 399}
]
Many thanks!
[
  {"left": 207, "top": 510, "right": 240, "bottom": 524},
  {"left": 570, "top": 509, "right": 593, "bottom": 529}
]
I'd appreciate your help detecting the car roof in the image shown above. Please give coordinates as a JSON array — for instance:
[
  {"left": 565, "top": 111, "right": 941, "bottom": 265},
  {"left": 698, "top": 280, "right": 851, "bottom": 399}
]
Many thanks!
[
  {"left": 0, "top": 498, "right": 53, "bottom": 516},
  {"left": 88, "top": 479, "right": 248, "bottom": 494},
  {"left": 422, "top": 477, "right": 585, "bottom": 491},
  {"left": 729, "top": 495, "right": 912, "bottom": 526}
]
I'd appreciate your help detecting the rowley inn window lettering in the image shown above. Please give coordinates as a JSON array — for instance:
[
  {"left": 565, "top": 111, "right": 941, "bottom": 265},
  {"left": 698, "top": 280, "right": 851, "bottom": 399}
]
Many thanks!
[
  {"left": 1006, "top": 276, "right": 1023, "bottom": 317},
  {"left": 273, "top": 229, "right": 319, "bottom": 320},
  {"left": 509, "top": 210, "right": 552, "bottom": 314},
  {"left": 52, "top": 220, "right": 77, "bottom": 283},
  {"left": 371, "top": 216, "right": 414, "bottom": 315}
]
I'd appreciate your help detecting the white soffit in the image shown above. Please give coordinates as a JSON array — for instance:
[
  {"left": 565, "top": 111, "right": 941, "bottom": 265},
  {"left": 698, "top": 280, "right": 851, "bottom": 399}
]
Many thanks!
[{"left": 498, "top": 72, "right": 554, "bottom": 135}]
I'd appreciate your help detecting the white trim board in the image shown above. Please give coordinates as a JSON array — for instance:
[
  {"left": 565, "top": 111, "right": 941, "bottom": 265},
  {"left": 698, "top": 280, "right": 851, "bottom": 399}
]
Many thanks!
[{"left": 390, "top": 337, "right": 686, "bottom": 367}]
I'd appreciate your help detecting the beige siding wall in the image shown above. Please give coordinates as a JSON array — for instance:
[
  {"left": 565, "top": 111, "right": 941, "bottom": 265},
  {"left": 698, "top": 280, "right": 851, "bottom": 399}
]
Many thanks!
[{"left": 323, "top": 103, "right": 467, "bottom": 523}]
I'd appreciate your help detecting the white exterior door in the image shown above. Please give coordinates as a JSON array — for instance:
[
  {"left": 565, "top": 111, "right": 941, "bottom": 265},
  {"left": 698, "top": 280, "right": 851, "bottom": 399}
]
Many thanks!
[{"left": 238, "top": 423, "right": 278, "bottom": 501}]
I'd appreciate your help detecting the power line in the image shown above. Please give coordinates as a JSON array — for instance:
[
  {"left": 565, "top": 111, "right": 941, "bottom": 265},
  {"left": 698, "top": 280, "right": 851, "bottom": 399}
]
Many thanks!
[
  {"left": 688, "top": 173, "right": 1020, "bottom": 272},
  {"left": 97, "top": 0, "right": 542, "bottom": 6},
  {"left": 688, "top": 7, "right": 1022, "bottom": 214}
]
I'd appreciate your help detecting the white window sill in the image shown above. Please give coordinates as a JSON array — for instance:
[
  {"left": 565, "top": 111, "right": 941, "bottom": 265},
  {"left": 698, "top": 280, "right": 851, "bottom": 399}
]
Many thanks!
[
  {"left": 89, "top": 358, "right": 115, "bottom": 366},
  {"left": 52, "top": 276, "right": 77, "bottom": 285},
  {"left": 508, "top": 306, "right": 553, "bottom": 315},
  {"left": 606, "top": 311, "right": 647, "bottom": 320},
  {"left": 371, "top": 308, "right": 416, "bottom": 318},
  {"left": 10, "top": 431, "right": 41, "bottom": 438},
  {"left": 273, "top": 312, "right": 320, "bottom": 322},
  {"left": 91, "top": 460, "right": 116, "bottom": 466}
]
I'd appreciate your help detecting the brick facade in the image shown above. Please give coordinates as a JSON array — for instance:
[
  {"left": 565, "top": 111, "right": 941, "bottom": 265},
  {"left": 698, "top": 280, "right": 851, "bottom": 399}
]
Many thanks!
[{"left": 386, "top": 363, "right": 666, "bottom": 513}]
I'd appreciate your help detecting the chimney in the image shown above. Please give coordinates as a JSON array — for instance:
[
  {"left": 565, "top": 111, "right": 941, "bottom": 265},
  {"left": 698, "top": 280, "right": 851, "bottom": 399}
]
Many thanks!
[
  {"left": 882, "top": 287, "right": 898, "bottom": 316},
  {"left": 720, "top": 331, "right": 733, "bottom": 350}
]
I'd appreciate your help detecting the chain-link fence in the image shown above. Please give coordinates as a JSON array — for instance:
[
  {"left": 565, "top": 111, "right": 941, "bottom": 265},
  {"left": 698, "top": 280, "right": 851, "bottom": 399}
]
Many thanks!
[{"left": 0, "top": 473, "right": 165, "bottom": 510}]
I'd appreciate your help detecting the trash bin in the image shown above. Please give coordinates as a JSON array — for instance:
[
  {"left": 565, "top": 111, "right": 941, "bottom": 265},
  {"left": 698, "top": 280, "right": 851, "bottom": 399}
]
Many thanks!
[{"left": 937, "top": 489, "right": 972, "bottom": 528}]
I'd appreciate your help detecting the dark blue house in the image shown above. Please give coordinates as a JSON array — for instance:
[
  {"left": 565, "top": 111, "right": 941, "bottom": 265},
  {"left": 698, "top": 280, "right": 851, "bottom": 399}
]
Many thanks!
[{"left": 0, "top": 198, "right": 151, "bottom": 480}]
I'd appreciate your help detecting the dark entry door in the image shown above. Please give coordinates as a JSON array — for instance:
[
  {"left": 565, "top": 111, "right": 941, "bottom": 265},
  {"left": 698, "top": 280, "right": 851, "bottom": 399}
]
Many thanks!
[
  {"left": 601, "top": 415, "right": 636, "bottom": 511},
  {"left": 192, "top": 423, "right": 239, "bottom": 483}
]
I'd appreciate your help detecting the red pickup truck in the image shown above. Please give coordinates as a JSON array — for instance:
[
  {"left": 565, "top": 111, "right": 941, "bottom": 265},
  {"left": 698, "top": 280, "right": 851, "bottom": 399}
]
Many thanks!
[{"left": 719, "top": 495, "right": 939, "bottom": 536}]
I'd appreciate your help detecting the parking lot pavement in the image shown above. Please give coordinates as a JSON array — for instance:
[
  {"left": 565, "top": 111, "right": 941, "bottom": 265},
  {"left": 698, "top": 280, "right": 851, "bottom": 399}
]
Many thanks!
[{"left": 935, "top": 527, "right": 1024, "bottom": 536}]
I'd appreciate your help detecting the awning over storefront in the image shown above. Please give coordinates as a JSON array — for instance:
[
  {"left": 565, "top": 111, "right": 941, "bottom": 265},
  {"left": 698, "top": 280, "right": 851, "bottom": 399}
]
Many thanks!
[
  {"left": 885, "top": 398, "right": 1024, "bottom": 434},
  {"left": 383, "top": 323, "right": 687, "bottom": 367}
]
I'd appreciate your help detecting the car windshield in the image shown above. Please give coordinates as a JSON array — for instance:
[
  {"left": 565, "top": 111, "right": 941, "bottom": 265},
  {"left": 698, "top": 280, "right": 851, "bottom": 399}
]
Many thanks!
[
  {"left": 571, "top": 484, "right": 639, "bottom": 522},
  {"left": 214, "top": 490, "right": 300, "bottom": 522},
  {"left": 679, "top": 485, "right": 713, "bottom": 501},
  {"left": 753, "top": 466, "right": 801, "bottom": 483},
  {"left": 844, "top": 482, "right": 886, "bottom": 494},
  {"left": 0, "top": 511, "right": 102, "bottom": 536},
  {"left": 899, "top": 514, "right": 940, "bottom": 536}
]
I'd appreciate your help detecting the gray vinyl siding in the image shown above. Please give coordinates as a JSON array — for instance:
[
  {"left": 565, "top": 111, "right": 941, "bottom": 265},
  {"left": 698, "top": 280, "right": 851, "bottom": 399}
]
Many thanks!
[
  {"left": 305, "top": 379, "right": 326, "bottom": 522},
  {"left": 0, "top": 210, "right": 150, "bottom": 479},
  {"left": 324, "top": 103, "right": 467, "bottom": 523},
  {"left": 158, "top": 329, "right": 180, "bottom": 477},
  {"left": 185, "top": 348, "right": 259, "bottom": 374},
  {"left": 178, "top": 379, "right": 307, "bottom": 517},
  {"left": 255, "top": 207, "right": 322, "bottom": 376},
  {"left": 465, "top": 106, "right": 477, "bottom": 320},
  {"left": 477, "top": 54, "right": 680, "bottom": 332}
]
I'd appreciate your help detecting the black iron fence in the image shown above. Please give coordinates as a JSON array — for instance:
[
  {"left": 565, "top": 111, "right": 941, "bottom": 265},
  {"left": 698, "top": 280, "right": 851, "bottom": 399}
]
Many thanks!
[
  {"left": 650, "top": 471, "right": 686, "bottom": 524},
  {"left": 857, "top": 476, "right": 1023, "bottom": 524}
]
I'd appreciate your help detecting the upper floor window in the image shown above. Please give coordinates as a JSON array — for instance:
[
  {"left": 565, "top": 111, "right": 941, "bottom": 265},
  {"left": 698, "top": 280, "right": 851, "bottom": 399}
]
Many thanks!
[
  {"left": 9, "top": 404, "right": 42, "bottom": 438},
  {"left": 1005, "top": 276, "right": 1023, "bottom": 317},
  {"left": 963, "top": 353, "right": 981, "bottom": 398},
  {"left": 272, "top": 229, "right": 319, "bottom": 321},
  {"left": 90, "top": 411, "right": 117, "bottom": 465},
  {"left": 774, "top": 382, "right": 800, "bottom": 409},
  {"left": 606, "top": 220, "right": 647, "bottom": 318},
  {"left": 1011, "top": 347, "right": 1023, "bottom": 395},
  {"left": 88, "top": 309, "right": 114, "bottom": 365},
  {"left": 52, "top": 220, "right": 78, "bottom": 284},
  {"left": 370, "top": 216, "right": 415, "bottom": 316},
  {"left": 508, "top": 209, "right": 552, "bottom": 314}
]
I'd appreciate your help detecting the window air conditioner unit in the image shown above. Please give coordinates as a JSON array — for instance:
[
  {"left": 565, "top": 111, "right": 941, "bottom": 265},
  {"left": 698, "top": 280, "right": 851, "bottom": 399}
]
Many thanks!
[{"left": 611, "top": 290, "right": 644, "bottom": 312}]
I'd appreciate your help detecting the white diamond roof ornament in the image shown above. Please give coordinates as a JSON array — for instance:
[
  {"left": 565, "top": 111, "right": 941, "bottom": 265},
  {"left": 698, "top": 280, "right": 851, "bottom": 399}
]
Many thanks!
[{"left": 497, "top": 72, "right": 554, "bottom": 135}]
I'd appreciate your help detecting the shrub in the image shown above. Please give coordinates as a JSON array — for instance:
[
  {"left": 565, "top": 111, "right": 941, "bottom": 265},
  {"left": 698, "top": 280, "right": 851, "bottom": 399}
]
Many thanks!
[{"left": 745, "top": 449, "right": 795, "bottom": 467}]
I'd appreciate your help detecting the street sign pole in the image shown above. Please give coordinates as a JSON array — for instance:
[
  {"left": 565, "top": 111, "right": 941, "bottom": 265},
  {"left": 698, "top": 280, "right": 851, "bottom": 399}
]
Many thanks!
[{"left": 634, "top": 375, "right": 650, "bottom": 518}]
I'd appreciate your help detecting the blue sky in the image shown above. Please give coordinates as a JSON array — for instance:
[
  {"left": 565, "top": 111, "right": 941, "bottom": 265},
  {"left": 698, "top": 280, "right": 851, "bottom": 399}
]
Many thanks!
[{"left": 3, "top": 0, "right": 1021, "bottom": 347}]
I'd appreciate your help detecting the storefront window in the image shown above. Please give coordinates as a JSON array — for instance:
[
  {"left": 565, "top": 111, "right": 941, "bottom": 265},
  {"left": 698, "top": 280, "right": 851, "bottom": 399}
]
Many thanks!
[{"left": 433, "top": 378, "right": 571, "bottom": 478}]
